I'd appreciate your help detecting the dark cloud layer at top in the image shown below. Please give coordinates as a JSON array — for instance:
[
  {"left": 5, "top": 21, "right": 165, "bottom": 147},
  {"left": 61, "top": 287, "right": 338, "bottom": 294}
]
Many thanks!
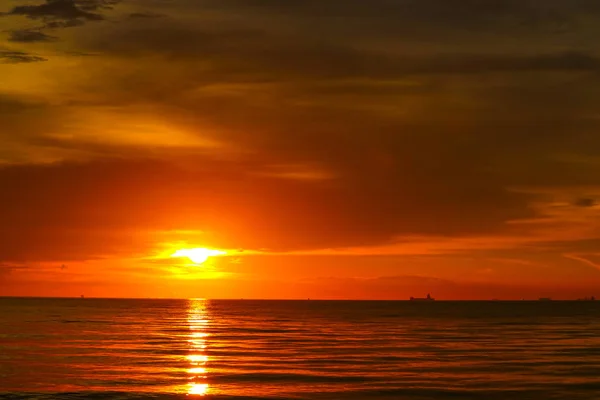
[
  {"left": 2, "top": 0, "right": 121, "bottom": 34},
  {"left": 8, "top": 0, "right": 103, "bottom": 21},
  {"left": 200, "top": 0, "right": 600, "bottom": 42},
  {"left": 84, "top": 24, "right": 600, "bottom": 77}
]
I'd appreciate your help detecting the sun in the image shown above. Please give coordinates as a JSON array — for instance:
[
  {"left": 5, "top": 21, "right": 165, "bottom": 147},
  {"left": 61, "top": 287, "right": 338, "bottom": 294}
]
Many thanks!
[{"left": 172, "top": 248, "right": 226, "bottom": 265}]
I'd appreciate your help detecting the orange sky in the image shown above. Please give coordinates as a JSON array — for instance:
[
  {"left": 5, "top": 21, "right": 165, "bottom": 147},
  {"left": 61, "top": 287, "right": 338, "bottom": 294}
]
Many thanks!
[{"left": 1, "top": 0, "right": 600, "bottom": 299}]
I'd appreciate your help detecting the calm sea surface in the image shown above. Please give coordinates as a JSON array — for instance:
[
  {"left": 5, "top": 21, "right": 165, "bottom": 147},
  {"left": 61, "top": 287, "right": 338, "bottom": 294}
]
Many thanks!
[{"left": 1, "top": 299, "right": 600, "bottom": 399}]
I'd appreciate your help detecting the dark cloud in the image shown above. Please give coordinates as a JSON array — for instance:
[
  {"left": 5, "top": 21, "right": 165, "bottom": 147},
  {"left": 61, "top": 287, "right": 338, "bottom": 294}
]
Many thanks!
[
  {"left": 0, "top": 50, "right": 46, "bottom": 63},
  {"left": 198, "top": 0, "right": 600, "bottom": 43},
  {"left": 0, "top": 94, "right": 45, "bottom": 112},
  {"left": 2, "top": 0, "right": 122, "bottom": 34},
  {"left": 208, "top": 0, "right": 600, "bottom": 19},
  {"left": 0, "top": 263, "right": 28, "bottom": 280},
  {"left": 82, "top": 21, "right": 600, "bottom": 78},
  {"left": 60, "top": 50, "right": 98, "bottom": 56},
  {"left": 128, "top": 12, "right": 165, "bottom": 19},
  {"left": 76, "top": 0, "right": 121, "bottom": 11},
  {"left": 574, "top": 198, "right": 597, "bottom": 207},
  {"left": 45, "top": 19, "right": 85, "bottom": 28},
  {"left": 8, "top": 0, "right": 103, "bottom": 21},
  {"left": 422, "top": 51, "right": 600, "bottom": 73},
  {"left": 7, "top": 29, "right": 57, "bottom": 43},
  {"left": 0, "top": 94, "right": 60, "bottom": 142}
]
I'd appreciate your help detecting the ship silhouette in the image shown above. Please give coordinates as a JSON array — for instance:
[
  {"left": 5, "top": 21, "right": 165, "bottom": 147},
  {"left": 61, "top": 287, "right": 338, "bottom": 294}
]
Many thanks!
[{"left": 410, "top": 293, "right": 435, "bottom": 301}]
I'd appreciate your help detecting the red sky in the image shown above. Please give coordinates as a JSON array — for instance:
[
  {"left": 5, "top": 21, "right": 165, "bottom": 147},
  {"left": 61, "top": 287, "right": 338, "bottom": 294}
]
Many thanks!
[{"left": 1, "top": 0, "right": 600, "bottom": 299}]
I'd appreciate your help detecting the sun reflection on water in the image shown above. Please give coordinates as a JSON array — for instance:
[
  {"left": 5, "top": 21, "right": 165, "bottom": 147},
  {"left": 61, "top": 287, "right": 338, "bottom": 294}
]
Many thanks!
[
  {"left": 186, "top": 299, "right": 210, "bottom": 396},
  {"left": 188, "top": 383, "right": 209, "bottom": 395}
]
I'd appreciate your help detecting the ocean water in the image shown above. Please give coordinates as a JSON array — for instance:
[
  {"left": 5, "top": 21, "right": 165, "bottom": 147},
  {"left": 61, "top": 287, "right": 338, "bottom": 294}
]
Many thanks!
[{"left": 1, "top": 299, "right": 600, "bottom": 399}]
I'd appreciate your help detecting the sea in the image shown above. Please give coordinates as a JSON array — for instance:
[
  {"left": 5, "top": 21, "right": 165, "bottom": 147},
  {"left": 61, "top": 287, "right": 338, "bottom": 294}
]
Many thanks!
[{"left": 1, "top": 298, "right": 600, "bottom": 399}]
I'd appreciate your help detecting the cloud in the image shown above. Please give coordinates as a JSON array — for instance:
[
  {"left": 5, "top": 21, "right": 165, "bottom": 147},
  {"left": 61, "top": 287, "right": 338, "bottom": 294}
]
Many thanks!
[
  {"left": 563, "top": 253, "right": 600, "bottom": 272},
  {"left": 44, "top": 19, "right": 85, "bottom": 28},
  {"left": 0, "top": 155, "right": 536, "bottom": 262},
  {"left": 76, "top": 0, "right": 121, "bottom": 12},
  {"left": 2, "top": 0, "right": 122, "bottom": 33},
  {"left": 128, "top": 12, "right": 164, "bottom": 19},
  {"left": 7, "top": 30, "right": 57, "bottom": 43},
  {"left": 574, "top": 197, "right": 597, "bottom": 207},
  {"left": 0, "top": 263, "right": 29, "bottom": 283},
  {"left": 0, "top": 50, "right": 46, "bottom": 63},
  {"left": 200, "top": 0, "right": 600, "bottom": 30},
  {"left": 2, "top": 0, "right": 600, "bottom": 271},
  {"left": 80, "top": 21, "right": 600, "bottom": 78},
  {"left": 8, "top": 0, "right": 103, "bottom": 21}
]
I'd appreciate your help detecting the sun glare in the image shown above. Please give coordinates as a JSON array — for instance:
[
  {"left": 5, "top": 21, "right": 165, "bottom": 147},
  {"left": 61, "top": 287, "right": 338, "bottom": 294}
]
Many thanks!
[{"left": 172, "top": 248, "right": 226, "bottom": 264}]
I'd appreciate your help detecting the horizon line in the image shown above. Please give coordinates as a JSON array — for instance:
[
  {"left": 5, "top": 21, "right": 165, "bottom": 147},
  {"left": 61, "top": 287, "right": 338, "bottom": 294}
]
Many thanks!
[{"left": 0, "top": 296, "right": 596, "bottom": 301}]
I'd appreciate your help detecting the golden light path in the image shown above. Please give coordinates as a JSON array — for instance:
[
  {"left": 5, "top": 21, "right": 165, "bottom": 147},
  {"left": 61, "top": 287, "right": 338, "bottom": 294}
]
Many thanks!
[
  {"left": 173, "top": 248, "right": 226, "bottom": 265},
  {"left": 187, "top": 299, "right": 210, "bottom": 396}
]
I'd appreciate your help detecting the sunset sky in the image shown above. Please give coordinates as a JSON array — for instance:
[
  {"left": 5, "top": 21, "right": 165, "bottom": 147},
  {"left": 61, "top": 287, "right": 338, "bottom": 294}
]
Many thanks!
[{"left": 2, "top": 0, "right": 600, "bottom": 299}]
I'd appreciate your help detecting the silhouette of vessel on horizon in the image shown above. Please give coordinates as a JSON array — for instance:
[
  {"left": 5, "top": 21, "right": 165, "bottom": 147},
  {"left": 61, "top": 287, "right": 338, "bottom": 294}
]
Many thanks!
[{"left": 410, "top": 293, "right": 435, "bottom": 301}]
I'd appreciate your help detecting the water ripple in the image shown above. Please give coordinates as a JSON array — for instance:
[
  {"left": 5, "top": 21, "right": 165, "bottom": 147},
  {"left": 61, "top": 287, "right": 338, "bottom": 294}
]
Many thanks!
[{"left": 1, "top": 299, "right": 600, "bottom": 399}]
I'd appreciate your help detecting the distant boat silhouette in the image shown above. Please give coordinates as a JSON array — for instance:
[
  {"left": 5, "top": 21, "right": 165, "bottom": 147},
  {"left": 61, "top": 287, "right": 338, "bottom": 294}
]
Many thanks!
[
  {"left": 577, "top": 296, "right": 596, "bottom": 301},
  {"left": 410, "top": 293, "right": 435, "bottom": 301}
]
